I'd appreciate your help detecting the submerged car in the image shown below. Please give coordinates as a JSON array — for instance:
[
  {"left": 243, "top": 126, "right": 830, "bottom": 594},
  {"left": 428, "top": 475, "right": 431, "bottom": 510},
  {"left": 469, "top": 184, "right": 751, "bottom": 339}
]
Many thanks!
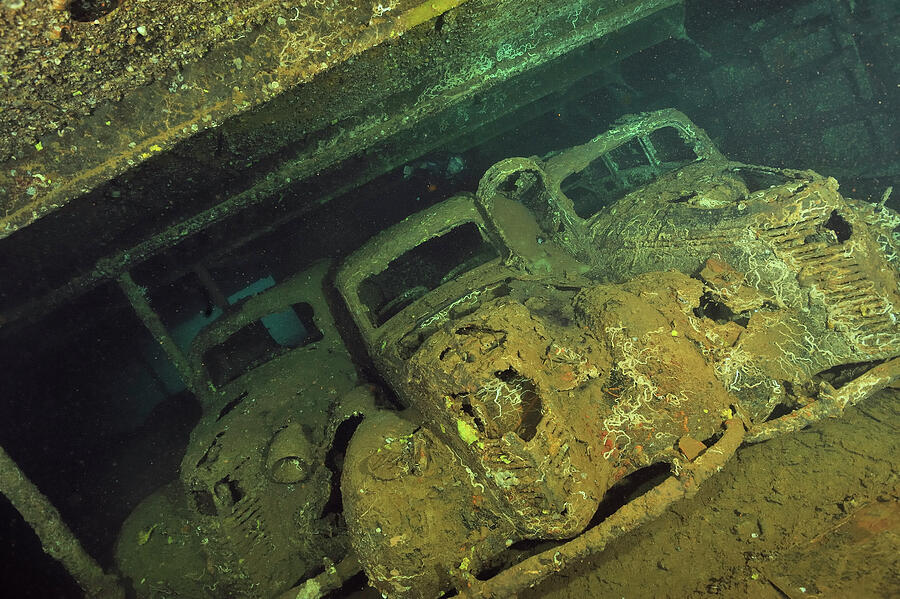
[
  {"left": 335, "top": 109, "right": 900, "bottom": 598},
  {"left": 116, "top": 261, "right": 373, "bottom": 598}
]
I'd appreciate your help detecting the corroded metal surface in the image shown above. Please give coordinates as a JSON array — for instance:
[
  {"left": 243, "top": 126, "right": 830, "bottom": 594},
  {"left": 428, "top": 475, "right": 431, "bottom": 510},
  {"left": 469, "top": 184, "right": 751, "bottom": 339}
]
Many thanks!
[
  {"left": 0, "top": 443, "right": 125, "bottom": 599},
  {"left": 334, "top": 109, "right": 900, "bottom": 598},
  {"left": 114, "top": 260, "right": 371, "bottom": 597},
  {"left": 0, "top": 0, "right": 469, "bottom": 237}
]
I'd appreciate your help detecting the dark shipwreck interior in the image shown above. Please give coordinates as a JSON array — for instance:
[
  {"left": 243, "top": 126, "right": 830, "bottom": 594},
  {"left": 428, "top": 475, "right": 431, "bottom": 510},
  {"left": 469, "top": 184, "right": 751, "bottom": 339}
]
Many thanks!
[{"left": 0, "top": 0, "right": 898, "bottom": 597}]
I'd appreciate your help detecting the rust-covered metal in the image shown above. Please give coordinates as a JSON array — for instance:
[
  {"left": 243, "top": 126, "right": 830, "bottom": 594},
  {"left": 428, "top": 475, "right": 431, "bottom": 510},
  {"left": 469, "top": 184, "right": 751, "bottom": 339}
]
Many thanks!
[
  {"left": 0, "top": 444, "right": 125, "bottom": 599},
  {"left": 114, "top": 260, "right": 371, "bottom": 597},
  {"left": 117, "top": 270, "right": 198, "bottom": 395},
  {"left": 460, "top": 418, "right": 746, "bottom": 598},
  {"left": 0, "top": 0, "right": 469, "bottom": 238},
  {"left": 334, "top": 108, "right": 900, "bottom": 597}
]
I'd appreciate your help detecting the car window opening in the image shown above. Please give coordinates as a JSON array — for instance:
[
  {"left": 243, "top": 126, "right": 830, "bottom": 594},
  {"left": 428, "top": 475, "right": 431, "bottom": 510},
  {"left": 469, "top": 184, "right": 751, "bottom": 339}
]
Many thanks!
[
  {"left": 562, "top": 127, "right": 700, "bottom": 217},
  {"left": 202, "top": 302, "right": 322, "bottom": 387},
  {"left": 357, "top": 223, "right": 499, "bottom": 328}
]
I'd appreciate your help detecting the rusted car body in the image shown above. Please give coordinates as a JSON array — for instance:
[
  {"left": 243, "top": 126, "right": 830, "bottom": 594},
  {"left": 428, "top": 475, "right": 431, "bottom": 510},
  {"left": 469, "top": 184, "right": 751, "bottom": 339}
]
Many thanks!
[
  {"left": 335, "top": 109, "right": 900, "bottom": 598},
  {"left": 116, "top": 261, "right": 372, "bottom": 598}
]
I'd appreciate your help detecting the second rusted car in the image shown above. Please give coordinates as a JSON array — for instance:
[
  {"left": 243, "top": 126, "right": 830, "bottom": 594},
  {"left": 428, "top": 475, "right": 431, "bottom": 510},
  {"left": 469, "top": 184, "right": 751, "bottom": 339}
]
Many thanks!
[{"left": 335, "top": 109, "right": 900, "bottom": 598}]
